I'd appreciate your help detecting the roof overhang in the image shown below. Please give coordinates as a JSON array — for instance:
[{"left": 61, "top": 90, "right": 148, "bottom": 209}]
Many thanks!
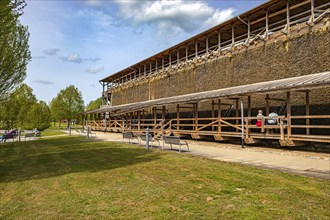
[{"left": 85, "top": 71, "right": 330, "bottom": 115}]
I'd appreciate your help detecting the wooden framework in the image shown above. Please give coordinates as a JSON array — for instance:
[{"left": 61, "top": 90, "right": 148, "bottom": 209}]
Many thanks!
[
  {"left": 85, "top": 72, "right": 330, "bottom": 146},
  {"left": 100, "top": 0, "right": 330, "bottom": 105}
]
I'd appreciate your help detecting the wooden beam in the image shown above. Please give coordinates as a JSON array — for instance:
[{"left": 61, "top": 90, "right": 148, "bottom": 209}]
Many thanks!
[
  {"left": 247, "top": 96, "right": 251, "bottom": 118},
  {"left": 218, "top": 31, "right": 221, "bottom": 50},
  {"left": 266, "top": 94, "right": 270, "bottom": 135},
  {"left": 287, "top": 92, "right": 291, "bottom": 136},
  {"left": 306, "top": 91, "right": 310, "bottom": 135},
  {"left": 211, "top": 100, "right": 215, "bottom": 131},
  {"left": 177, "top": 104, "right": 180, "bottom": 131}
]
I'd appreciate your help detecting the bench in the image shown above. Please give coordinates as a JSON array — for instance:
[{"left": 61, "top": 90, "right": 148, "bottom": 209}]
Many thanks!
[
  {"left": 0, "top": 133, "right": 15, "bottom": 143},
  {"left": 24, "top": 132, "right": 35, "bottom": 140},
  {"left": 122, "top": 132, "right": 138, "bottom": 144},
  {"left": 162, "top": 136, "right": 189, "bottom": 152},
  {"left": 138, "top": 133, "right": 160, "bottom": 148}
]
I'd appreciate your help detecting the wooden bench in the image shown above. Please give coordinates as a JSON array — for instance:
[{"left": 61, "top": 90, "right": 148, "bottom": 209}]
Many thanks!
[
  {"left": 24, "top": 132, "right": 35, "bottom": 140},
  {"left": 138, "top": 133, "right": 160, "bottom": 148},
  {"left": 162, "top": 136, "right": 189, "bottom": 152},
  {"left": 122, "top": 132, "right": 138, "bottom": 144},
  {"left": 0, "top": 133, "right": 15, "bottom": 143}
]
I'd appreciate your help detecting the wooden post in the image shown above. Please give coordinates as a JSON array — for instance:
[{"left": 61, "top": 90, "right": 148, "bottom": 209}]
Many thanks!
[
  {"left": 150, "top": 62, "right": 152, "bottom": 75},
  {"left": 162, "top": 57, "right": 164, "bottom": 70},
  {"left": 144, "top": 64, "right": 146, "bottom": 76},
  {"left": 218, "top": 99, "right": 221, "bottom": 134},
  {"left": 194, "top": 103, "right": 198, "bottom": 131},
  {"left": 153, "top": 107, "right": 157, "bottom": 128},
  {"left": 177, "top": 104, "right": 180, "bottom": 131},
  {"left": 177, "top": 50, "right": 180, "bottom": 63},
  {"left": 235, "top": 99, "right": 239, "bottom": 131},
  {"left": 286, "top": 0, "right": 290, "bottom": 32},
  {"left": 169, "top": 52, "right": 172, "bottom": 66},
  {"left": 137, "top": 110, "right": 141, "bottom": 131},
  {"left": 247, "top": 96, "right": 251, "bottom": 118},
  {"left": 162, "top": 106, "right": 166, "bottom": 135},
  {"left": 218, "top": 31, "right": 221, "bottom": 50},
  {"left": 186, "top": 46, "right": 188, "bottom": 61},
  {"left": 247, "top": 19, "right": 250, "bottom": 41},
  {"left": 232, "top": 25, "right": 235, "bottom": 45},
  {"left": 311, "top": 0, "right": 315, "bottom": 23},
  {"left": 195, "top": 41, "right": 198, "bottom": 57},
  {"left": 265, "top": 9, "right": 269, "bottom": 38},
  {"left": 211, "top": 100, "right": 215, "bottom": 131},
  {"left": 287, "top": 92, "right": 291, "bottom": 137},
  {"left": 266, "top": 94, "right": 270, "bottom": 135},
  {"left": 206, "top": 35, "right": 209, "bottom": 53},
  {"left": 306, "top": 91, "right": 310, "bottom": 135},
  {"left": 155, "top": 59, "right": 158, "bottom": 72},
  {"left": 247, "top": 96, "right": 251, "bottom": 136}
]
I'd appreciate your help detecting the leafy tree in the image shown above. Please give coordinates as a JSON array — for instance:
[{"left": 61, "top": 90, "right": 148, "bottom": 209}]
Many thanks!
[
  {"left": 50, "top": 85, "right": 84, "bottom": 127},
  {"left": 86, "top": 97, "right": 102, "bottom": 111},
  {"left": 24, "top": 101, "right": 51, "bottom": 130},
  {"left": 0, "top": 0, "right": 31, "bottom": 100},
  {"left": 0, "top": 83, "right": 36, "bottom": 129}
]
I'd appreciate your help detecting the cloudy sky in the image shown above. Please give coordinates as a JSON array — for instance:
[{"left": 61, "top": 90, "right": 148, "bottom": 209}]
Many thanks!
[{"left": 21, "top": 0, "right": 266, "bottom": 105}]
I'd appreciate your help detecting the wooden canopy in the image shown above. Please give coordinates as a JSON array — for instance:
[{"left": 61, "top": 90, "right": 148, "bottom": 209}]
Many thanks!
[{"left": 86, "top": 71, "right": 330, "bottom": 115}]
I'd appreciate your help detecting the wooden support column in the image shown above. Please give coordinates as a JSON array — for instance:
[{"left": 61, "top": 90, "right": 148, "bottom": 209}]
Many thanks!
[
  {"left": 185, "top": 47, "right": 188, "bottom": 61},
  {"left": 194, "top": 103, "right": 198, "bottom": 131},
  {"left": 162, "top": 106, "right": 166, "bottom": 120},
  {"left": 150, "top": 62, "right": 152, "bottom": 75},
  {"left": 125, "top": 113, "right": 128, "bottom": 130},
  {"left": 195, "top": 41, "right": 198, "bottom": 57},
  {"left": 247, "top": 19, "right": 250, "bottom": 41},
  {"left": 235, "top": 99, "right": 239, "bottom": 131},
  {"left": 137, "top": 110, "right": 141, "bottom": 131},
  {"left": 265, "top": 9, "right": 269, "bottom": 38},
  {"left": 176, "top": 104, "right": 180, "bottom": 131},
  {"left": 162, "top": 58, "right": 164, "bottom": 70},
  {"left": 155, "top": 60, "right": 158, "bottom": 72},
  {"left": 211, "top": 100, "right": 215, "bottom": 131},
  {"left": 247, "top": 96, "right": 251, "bottom": 118},
  {"left": 266, "top": 94, "right": 270, "bottom": 135},
  {"left": 169, "top": 53, "right": 172, "bottom": 66},
  {"left": 287, "top": 92, "right": 291, "bottom": 137},
  {"left": 177, "top": 50, "right": 180, "bottom": 63},
  {"left": 153, "top": 107, "right": 157, "bottom": 127},
  {"left": 306, "top": 91, "right": 310, "bottom": 135},
  {"left": 232, "top": 25, "right": 235, "bottom": 45},
  {"left": 218, "top": 31, "right": 221, "bottom": 50},
  {"left": 286, "top": 1, "right": 290, "bottom": 32},
  {"left": 206, "top": 36, "right": 209, "bottom": 53},
  {"left": 311, "top": 0, "right": 315, "bottom": 22},
  {"left": 144, "top": 64, "right": 146, "bottom": 76},
  {"left": 218, "top": 99, "right": 221, "bottom": 134}
]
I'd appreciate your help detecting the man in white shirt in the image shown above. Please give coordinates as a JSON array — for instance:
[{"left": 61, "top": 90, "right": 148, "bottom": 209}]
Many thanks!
[{"left": 267, "top": 111, "right": 279, "bottom": 125}]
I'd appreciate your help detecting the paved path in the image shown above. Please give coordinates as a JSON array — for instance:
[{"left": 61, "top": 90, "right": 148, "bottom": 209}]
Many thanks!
[{"left": 75, "top": 131, "right": 330, "bottom": 179}]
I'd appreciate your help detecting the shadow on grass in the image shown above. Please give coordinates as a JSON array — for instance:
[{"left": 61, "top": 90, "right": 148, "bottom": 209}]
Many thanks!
[{"left": 0, "top": 137, "right": 160, "bottom": 183}]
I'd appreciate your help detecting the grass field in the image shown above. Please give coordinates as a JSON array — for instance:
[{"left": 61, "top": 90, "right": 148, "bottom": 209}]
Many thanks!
[{"left": 0, "top": 137, "right": 329, "bottom": 219}]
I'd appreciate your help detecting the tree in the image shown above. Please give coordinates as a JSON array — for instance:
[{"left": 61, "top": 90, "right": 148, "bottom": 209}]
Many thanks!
[
  {"left": 24, "top": 101, "right": 51, "bottom": 130},
  {"left": 0, "top": 0, "right": 31, "bottom": 100},
  {"left": 86, "top": 97, "right": 102, "bottom": 111},
  {"left": 0, "top": 83, "right": 36, "bottom": 129},
  {"left": 50, "top": 85, "right": 84, "bottom": 127}
]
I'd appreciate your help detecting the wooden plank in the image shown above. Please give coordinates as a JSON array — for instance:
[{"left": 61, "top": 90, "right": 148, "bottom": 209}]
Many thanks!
[
  {"left": 306, "top": 91, "right": 310, "bottom": 135},
  {"left": 287, "top": 92, "right": 291, "bottom": 137}
]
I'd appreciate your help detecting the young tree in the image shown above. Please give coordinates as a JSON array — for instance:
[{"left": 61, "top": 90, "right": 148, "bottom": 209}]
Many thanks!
[
  {"left": 24, "top": 101, "right": 51, "bottom": 130},
  {"left": 0, "top": 83, "right": 37, "bottom": 129},
  {"left": 0, "top": 0, "right": 31, "bottom": 100},
  {"left": 50, "top": 85, "right": 84, "bottom": 127}
]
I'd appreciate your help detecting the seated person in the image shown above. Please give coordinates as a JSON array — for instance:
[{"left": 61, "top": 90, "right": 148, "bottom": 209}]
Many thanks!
[
  {"left": 267, "top": 111, "right": 279, "bottom": 125},
  {"left": 256, "top": 110, "right": 263, "bottom": 127},
  {"left": 33, "top": 128, "right": 38, "bottom": 133}
]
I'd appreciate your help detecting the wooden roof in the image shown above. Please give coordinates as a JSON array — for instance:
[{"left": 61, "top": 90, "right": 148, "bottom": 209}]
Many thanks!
[{"left": 86, "top": 71, "right": 330, "bottom": 115}]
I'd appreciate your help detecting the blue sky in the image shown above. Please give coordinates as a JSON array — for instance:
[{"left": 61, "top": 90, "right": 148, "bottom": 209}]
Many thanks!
[{"left": 21, "top": 0, "right": 267, "bottom": 105}]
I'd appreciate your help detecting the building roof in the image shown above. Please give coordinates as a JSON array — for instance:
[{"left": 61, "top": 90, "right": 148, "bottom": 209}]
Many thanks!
[{"left": 85, "top": 71, "right": 330, "bottom": 115}]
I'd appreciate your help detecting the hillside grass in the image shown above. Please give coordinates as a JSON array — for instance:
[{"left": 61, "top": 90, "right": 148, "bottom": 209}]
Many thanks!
[{"left": 0, "top": 136, "right": 329, "bottom": 219}]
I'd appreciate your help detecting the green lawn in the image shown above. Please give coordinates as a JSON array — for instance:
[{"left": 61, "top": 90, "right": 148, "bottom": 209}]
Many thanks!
[
  {"left": 0, "top": 137, "right": 329, "bottom": 219},
  {"left": 41, "top": 129, "right": 66, "bottom": 137}
]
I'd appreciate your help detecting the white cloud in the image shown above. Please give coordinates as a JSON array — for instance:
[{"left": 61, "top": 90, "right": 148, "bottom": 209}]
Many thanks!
[
  {"left": 33, "top": 80, "right": 54, "bottom": 85},
  {"left": 61, "top": 53, "right": 82, "bottom": 63},
  {"left": 43, "top": 48, "right": 60, "bottom": 55},
  {"left": 84, "top": 0, "right": 103, "bottom": 7},
  {"left": 84, "top": 57, "right": 101, "bottom": 62},
  {"left": 115, "top": 0, "right": 234, "bottom": 35},
  {"left": 85, "top": 66, "right": 104, "bottom": 74}
]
